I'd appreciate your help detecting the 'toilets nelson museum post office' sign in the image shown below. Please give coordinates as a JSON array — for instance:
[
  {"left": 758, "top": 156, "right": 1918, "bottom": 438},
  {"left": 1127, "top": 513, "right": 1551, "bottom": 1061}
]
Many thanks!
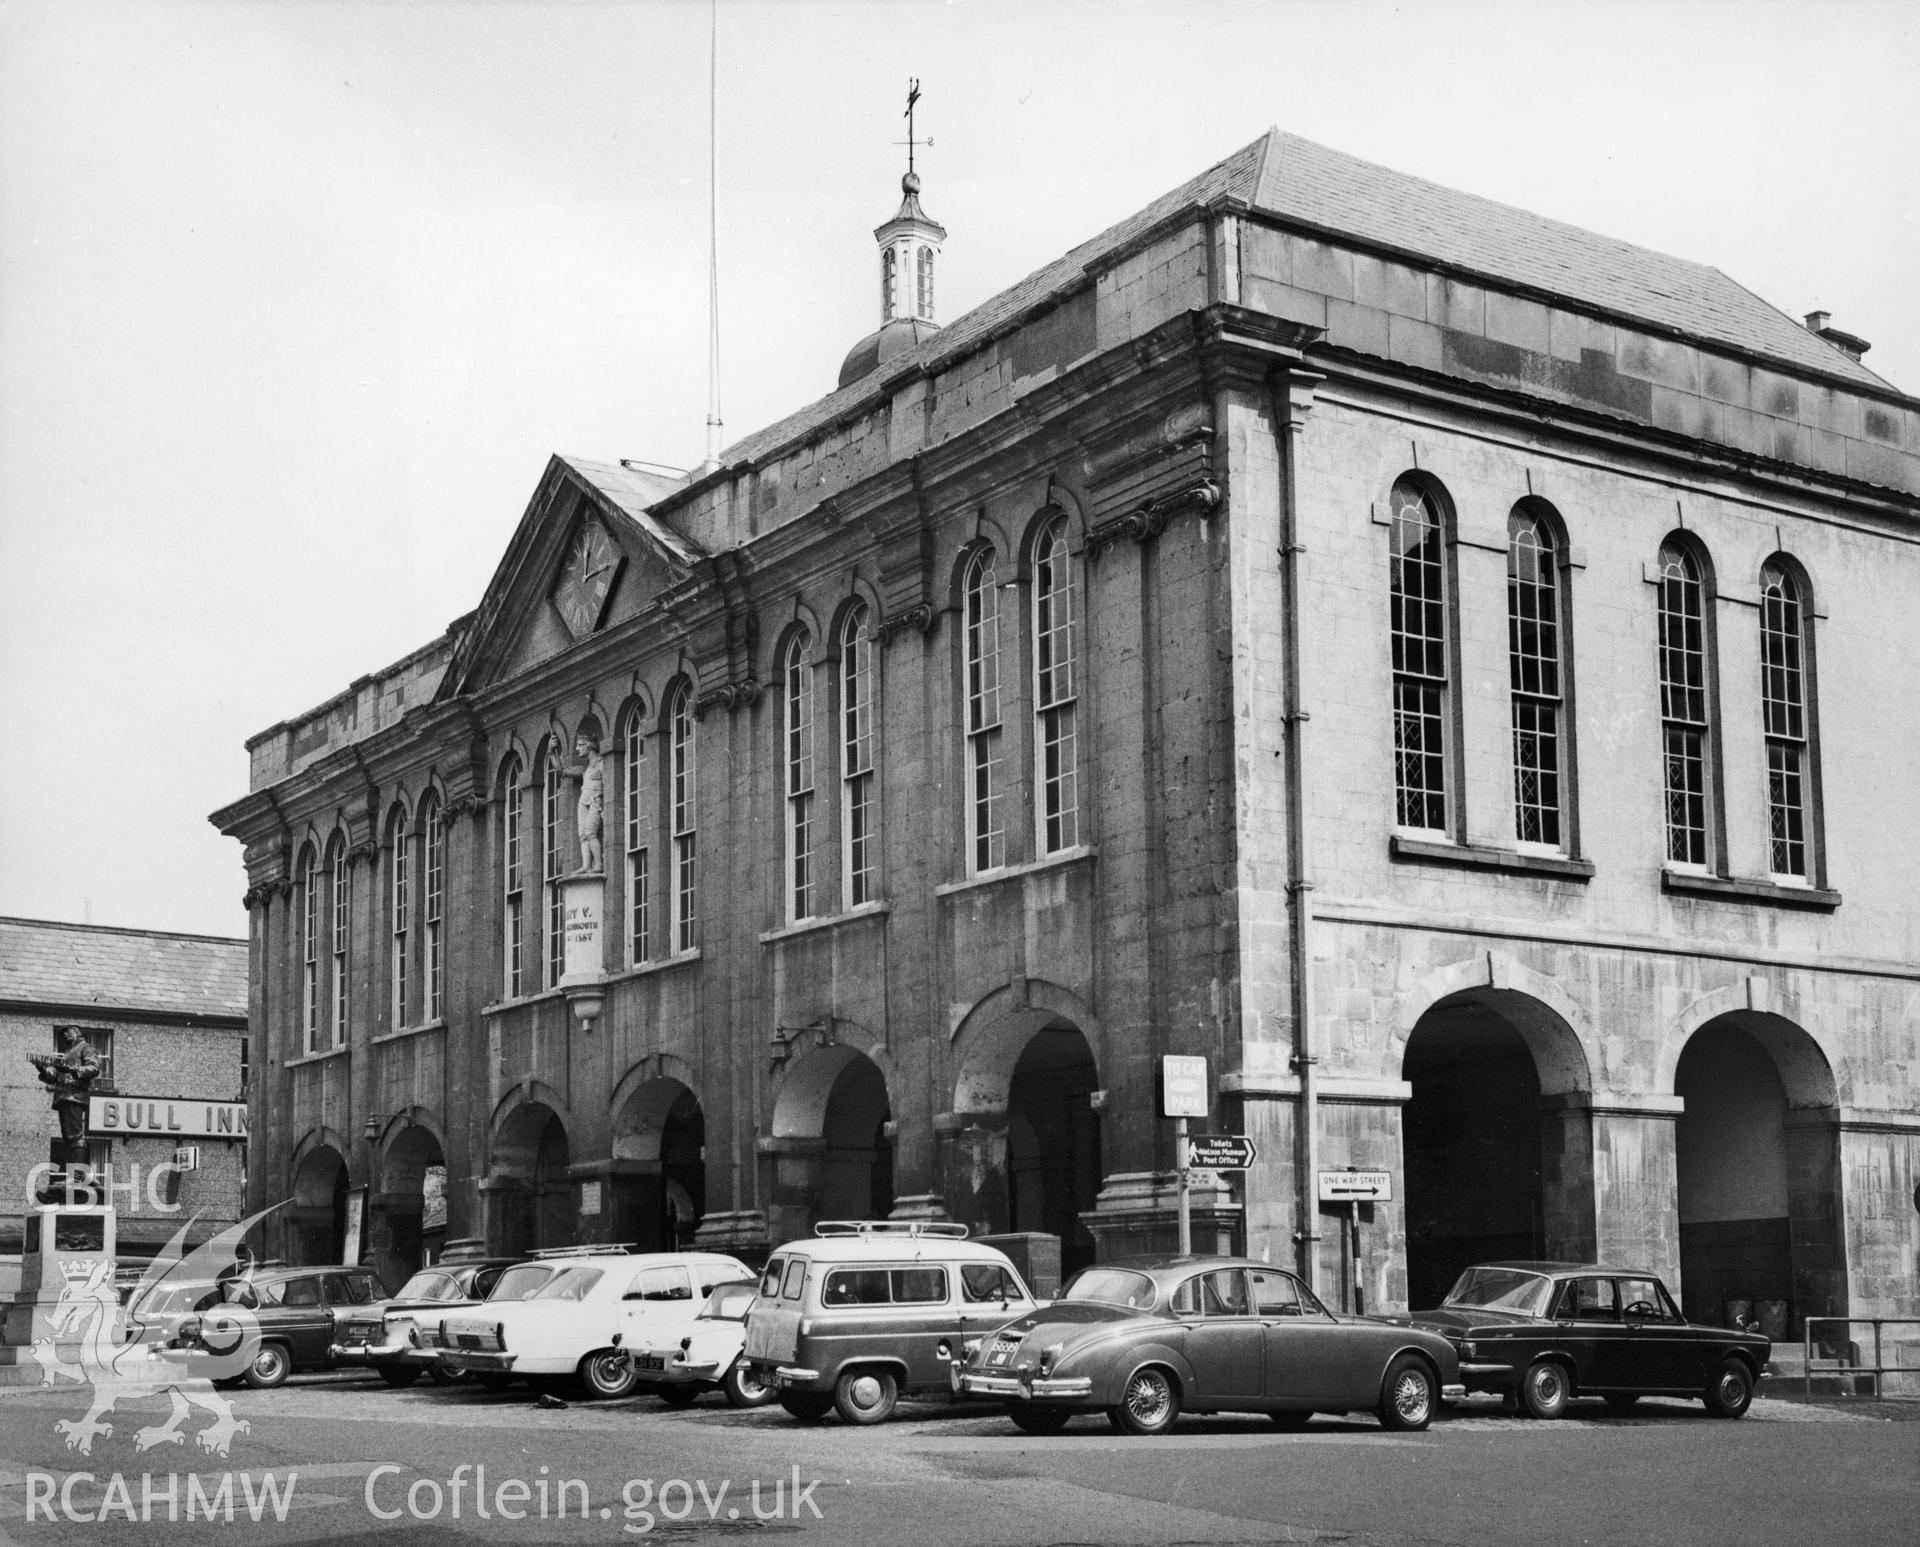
[{"left": 89, "top": 1097, "right": 250, "bottom": 1140}]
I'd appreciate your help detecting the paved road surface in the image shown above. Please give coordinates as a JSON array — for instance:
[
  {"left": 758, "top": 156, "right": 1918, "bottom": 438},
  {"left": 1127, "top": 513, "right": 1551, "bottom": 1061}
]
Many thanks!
[{"left": 1, "top": 1372, "right": 1913, "bottom": 1546}]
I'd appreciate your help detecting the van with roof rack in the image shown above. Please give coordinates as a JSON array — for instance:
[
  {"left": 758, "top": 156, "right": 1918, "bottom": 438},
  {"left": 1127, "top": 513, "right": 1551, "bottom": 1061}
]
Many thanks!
[{"left": 743, "top": 1221, "right": 1037, "bottom": 1424}]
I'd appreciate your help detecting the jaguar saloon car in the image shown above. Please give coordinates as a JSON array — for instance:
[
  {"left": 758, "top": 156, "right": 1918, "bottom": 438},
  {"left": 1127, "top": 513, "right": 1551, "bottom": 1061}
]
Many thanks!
[
  {"left": 438, "top": 1249, "right": 753, "bottom": 1398},
  {"left": 1404, "top": 1262, "right": 1771, "bottom": 1419},
  {"left": 329, "top": 1256, "right": 524, "bottom": 1386},
  {"left": 627, "top": 1279, "right": 772, "bottom": 1407},
  {"left": 955, "top": 1255, "right": 1462, "bottom": 1434}
]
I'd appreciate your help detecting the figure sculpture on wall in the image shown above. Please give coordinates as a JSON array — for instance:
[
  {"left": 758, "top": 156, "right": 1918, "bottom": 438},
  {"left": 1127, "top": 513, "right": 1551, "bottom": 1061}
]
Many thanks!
[
  {"left": 553, "top": 730, "right": 606, "bottom": 873},
  {"left": 30, "top": 1028, "right": 103, "bottom": 1149}
]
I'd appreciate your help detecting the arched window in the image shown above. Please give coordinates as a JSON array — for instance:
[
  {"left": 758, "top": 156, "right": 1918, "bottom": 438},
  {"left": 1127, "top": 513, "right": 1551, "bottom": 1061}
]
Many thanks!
[
  {"left": 1508, "top": 509, "right": 1564, "bottom": 848},
  {"left": 785, "top": 631, "right": 816, "bottom": 922},
  {"left": 1761, "top": 561, "right": 1813, "bottom": 878},
  {"left": 623, "top": 714, "right": 650, "bottom": 965},
  {"left": 420, "top": 795, "right": 444, "bottom": 1020},
  {"left": 916, "top": 246, "right": 934, "bottom": 321},
  {"left": 501, "top": 757, "right": 525, "bottom": 997},
  {"left": 389, "top": 808, "right": 411, "bottom": 1030},
  {"left": 1390, "top": 478, "right": 1450, "bottom": 833},
  {"left": 669, "top": 685, "right": 697, "bottom": 952},
  {"left": 842, "top": 603, "right": 877, "bottom": 906},
  {"left": 965, "top": 547, "right": 1005, "bottom": 873},
  {"left": 327, "top": 835, "right": 349, "bottom": 1048},
  {"left": 1033, "top": 513, "right": 1080, "bottom": 854},
  {"left": 543, "top": 749, "right": 564, "bottom": 988},
  {"left": 1657, "top": 539, "right": 1713, "bottom": 867},
  {"left": 881, "top": 247, "right": 897, "bottom": 322},
  {"left": 298, "top": 843, "right": 320, "bottom": 1055}
]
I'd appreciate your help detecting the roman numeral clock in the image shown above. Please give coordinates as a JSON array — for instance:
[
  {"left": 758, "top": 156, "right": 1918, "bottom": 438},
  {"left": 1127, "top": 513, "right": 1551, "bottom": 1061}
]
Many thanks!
[{"left": 552, "top": 519, "right": 623, "bottom": 640}]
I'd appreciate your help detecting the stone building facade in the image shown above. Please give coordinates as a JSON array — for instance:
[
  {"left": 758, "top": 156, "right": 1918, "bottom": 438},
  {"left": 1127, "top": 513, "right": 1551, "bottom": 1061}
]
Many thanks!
[
  {"left": 0, "top": 917, "right": 249, "bottom": 1264},
  {"left": 213, "top": 132, "right": 1920, "bottom": 1329}
]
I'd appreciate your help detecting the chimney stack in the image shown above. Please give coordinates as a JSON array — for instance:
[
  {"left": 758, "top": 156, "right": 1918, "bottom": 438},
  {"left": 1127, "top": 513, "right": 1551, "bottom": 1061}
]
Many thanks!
[{"left": 1804, "top": 310, "right": 1870, "bottom": 363}]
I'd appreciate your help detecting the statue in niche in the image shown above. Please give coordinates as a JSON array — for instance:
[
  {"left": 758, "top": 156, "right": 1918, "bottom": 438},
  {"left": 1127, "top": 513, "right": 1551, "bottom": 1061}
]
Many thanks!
[
  {"left": 31, "top": 1027, "right": 103, "bottom": 1150},
  {"left": 553, "top": 730, "right": 606, "bottom": 873}
]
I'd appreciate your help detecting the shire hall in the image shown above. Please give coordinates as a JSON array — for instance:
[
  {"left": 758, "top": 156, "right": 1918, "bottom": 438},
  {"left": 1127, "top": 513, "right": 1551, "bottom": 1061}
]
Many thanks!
[{"left": 212, "top": 129, "right": 1920, "bottom": 1338}]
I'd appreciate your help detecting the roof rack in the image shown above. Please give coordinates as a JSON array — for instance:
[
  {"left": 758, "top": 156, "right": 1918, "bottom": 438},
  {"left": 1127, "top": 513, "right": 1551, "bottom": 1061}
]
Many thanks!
[
  {"left": 812, "top": 1220, "right": 970, "bottom": 1239},
  {"left": 528, "top": 1243, "right": 633, "bottom": 1258}
]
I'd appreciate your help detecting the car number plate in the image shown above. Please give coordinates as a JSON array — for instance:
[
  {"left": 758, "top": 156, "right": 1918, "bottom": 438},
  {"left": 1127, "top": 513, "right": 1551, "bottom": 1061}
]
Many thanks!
[
  {"left": 987, "top": 1348, "right": 1011, "bottom": 1366},
  {"left": 635, "top": 1355, "right": 665, "bottom": 1371}
]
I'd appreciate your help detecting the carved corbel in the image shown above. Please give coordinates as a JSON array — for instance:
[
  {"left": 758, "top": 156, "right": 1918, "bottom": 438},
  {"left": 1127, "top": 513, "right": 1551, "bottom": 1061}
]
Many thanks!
[{"left": 876, "top": 604, "right": 936, "bottom": 644}]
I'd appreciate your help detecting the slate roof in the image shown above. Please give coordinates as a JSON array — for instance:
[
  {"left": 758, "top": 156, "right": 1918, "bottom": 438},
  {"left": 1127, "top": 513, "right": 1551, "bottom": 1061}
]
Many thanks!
[
  {"left": 1244, "top": 131, "right": 1890, "bottom": 390},
  {"left": 717, "top": 128, "right": 1892, "bottom": 473},
  {"left": 0, "top": 917, "right": 248, "bottom": 1021},
  {"left": 560, "top": 456, "right": 705, "bottom": 565}
]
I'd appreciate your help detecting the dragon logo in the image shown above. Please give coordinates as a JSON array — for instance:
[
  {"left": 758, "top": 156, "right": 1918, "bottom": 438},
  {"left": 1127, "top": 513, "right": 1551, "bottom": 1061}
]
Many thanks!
[{"left": 31, "top": 1204, "right": 283, "bottom": 1457}]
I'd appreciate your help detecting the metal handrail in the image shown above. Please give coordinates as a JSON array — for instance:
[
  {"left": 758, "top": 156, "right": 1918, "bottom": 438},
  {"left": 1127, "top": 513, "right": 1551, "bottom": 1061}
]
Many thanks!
[{"left": 1801, "top": 1315, "right": 1920, "bottom": 1401}]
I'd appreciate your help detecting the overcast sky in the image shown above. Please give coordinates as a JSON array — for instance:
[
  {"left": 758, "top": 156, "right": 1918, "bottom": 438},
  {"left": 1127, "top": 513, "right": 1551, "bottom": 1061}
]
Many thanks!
[{"left": 2, "top": 0, "right": 1915, "bottom": 941}]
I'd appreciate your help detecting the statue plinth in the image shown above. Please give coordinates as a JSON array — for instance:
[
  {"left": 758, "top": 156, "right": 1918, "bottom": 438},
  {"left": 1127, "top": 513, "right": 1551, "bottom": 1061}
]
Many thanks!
[
  {"left": 4, "top": 1203, "right": 118, "bottom": 1346},
  {"left": 559, "top": 872, "right": 607, "bottom": 1032}
]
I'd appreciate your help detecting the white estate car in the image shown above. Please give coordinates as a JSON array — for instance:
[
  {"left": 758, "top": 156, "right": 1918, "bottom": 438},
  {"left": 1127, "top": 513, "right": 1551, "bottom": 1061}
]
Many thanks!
[
  {"left": 438, "top": 1249, "right": 754, "bottom": 1397},
  {"left": 627, "top": 1279, "right": 772, "bottom": 1408}
]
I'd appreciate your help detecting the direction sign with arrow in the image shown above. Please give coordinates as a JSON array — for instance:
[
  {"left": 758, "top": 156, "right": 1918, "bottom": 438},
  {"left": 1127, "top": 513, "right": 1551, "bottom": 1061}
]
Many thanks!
[{"left": 1184, "top": 1134, "right": 1257, "bottom": 1171}]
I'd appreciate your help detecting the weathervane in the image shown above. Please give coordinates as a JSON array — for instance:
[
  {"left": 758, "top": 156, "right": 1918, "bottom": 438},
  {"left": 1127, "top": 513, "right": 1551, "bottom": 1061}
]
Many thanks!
[{"left": 897, "top": 78, "right": 931, "bottom": 175}]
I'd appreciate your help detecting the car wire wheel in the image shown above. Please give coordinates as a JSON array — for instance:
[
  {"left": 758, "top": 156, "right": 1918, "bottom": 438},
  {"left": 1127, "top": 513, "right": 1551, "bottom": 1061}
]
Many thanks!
[
  {"left": 1703, "top": 1358, "right": 1754, "bottom": 1419},
  {"left": 1520, "top": 1359, "right": 1571, "bottom": 1420},
  {"left": 1108, "top": 1365, "right": 1180, "bottom": 1436},
  {"left": 1377, "top": 1355, "right": 1436, "bottom": 1431}
]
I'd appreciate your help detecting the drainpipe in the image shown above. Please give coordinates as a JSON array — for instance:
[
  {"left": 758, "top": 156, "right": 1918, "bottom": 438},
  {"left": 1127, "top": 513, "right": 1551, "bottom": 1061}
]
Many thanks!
[{"left": 1274, "top": 366, "right": 1323, "bottom": 1292}]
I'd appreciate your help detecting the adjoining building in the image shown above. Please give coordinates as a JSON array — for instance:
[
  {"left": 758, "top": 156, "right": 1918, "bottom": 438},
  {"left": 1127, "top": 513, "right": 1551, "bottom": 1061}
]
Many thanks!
[
  {"left": 0, "top": 917, "right": 249, "bottom": 1266},
  {"left": 212, "top": 130, "right": 1920, "bottom": 1333}
]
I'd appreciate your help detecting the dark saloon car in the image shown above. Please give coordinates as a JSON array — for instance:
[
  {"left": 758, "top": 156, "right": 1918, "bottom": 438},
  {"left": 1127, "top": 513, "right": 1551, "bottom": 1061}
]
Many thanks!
[
  {"left": 330, "top": 1257, "right": 523, "bottom": 1386},
  {"left": 175, "top": 1265, "right": 386, "bottom": 1388},
  {"left": 1405, "top": 1262, "right": 1770, "bottom": 1419},
  {"left": 955, "top": 1255, "right": 1462, "bottom": 1435}
]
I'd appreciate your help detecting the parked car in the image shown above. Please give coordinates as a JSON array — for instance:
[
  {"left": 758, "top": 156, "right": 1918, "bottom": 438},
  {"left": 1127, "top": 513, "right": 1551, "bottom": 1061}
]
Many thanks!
[
  {"left": 1402, "top": 1261, "right": 1770, "bottom": 1419},
  {"left": 122, "top": 1278, "right": 226, "bottom": 1350},
  {"left": 437, "top": 1249, "right": 754, "bottom": 1398},
  {"left": 955, "top": 1254, "right": 1462, "bottom": 1434},
  {"left": 329, "top": 1257, "right": 524, "bottom": 1386},
  {"left": 175, "top": 1265, "right": 387, "bottom": 1388},
  {"left": 626, "top": 1280, "right": 772, "bottom": 1408},
  {"left": 743, "top": 1221, "right": 1039, "bottom": 1424}
]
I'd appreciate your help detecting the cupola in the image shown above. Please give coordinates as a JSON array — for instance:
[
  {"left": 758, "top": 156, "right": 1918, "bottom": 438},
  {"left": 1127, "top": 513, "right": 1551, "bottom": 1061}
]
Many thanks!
[{"left": 839, "top": 91, "right": 946, "bottom": 390}]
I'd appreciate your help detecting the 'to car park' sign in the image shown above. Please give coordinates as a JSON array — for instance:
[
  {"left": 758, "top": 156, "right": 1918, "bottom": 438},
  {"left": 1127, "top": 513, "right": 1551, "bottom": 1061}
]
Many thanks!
[{"left": 1161, "top": 1055, "right": 1208, "bottom": 1118}]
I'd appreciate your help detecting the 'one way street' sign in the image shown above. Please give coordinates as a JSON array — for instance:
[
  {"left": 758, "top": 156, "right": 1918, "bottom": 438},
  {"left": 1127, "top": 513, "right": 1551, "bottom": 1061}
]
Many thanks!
[{"left": 1184, "top": 1134, "right": 1257, "bottom": 1171}]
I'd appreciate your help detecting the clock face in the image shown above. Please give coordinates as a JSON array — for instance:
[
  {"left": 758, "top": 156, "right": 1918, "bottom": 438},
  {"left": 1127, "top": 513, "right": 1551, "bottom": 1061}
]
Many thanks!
[{"left": 552, "top": 520, "right": 622, "bottom": 640}]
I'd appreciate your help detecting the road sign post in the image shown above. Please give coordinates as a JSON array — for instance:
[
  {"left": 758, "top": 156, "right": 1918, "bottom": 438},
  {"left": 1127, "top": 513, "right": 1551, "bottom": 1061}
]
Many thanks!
[
  {"left": 1161, "top": 1057, "right": 1209, "bottom": 1255},
  {"left": 1317, "top": 1171, "right": 1391, "bottom": 1313}
]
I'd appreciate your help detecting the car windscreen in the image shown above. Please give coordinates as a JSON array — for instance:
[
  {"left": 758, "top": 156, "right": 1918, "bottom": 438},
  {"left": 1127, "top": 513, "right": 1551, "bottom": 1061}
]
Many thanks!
[
  {"left": 394, "top": 1271, "right": 459, "bottom": 1301},
  {"left": 1059, "top": 1268, "right": 1157, "bottom": 1309},
  {"left": 531, "top": 1267, "right": 605, "bottom": 1302},
  {"left": 1442, "top": 1267, "right": 1553, "bottom": 1315},
  {"left": 759, "top": 1258, "right": 786, "bottom": 1297},
  {"left": 700, "top": 1282, "right": 756, "bottom": 1321}
]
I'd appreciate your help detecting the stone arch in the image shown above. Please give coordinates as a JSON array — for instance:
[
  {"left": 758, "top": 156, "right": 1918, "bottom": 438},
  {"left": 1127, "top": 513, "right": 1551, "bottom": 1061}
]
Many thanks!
[
  {"left": 1390, "top": 953, "right": 1593, "bottom": 1096},
  {"left": 370, "top": 1118, "right": 448, "bottom": 1286},
  {"left": 1395, "top": 958, "right": 1596, "bottom": 1309},
  {"left": 608, "top": 1064, "right": 706, "bottom": 1251},
  {"left": 488, "top": 1093, "right": 574, "bottom": 1255},
  {"left": 948, "top": 982, "right": 1105, "bottom": 1276},
  {"left": 766, "top": 1043, "right": 894, "bottom": 1242},
  {"left": 1658, "top": 984, "right": 1841, "bottom": 1106},
  {"left": 952, "top": 980, "right": 1107, "bottom": 1116},
  {"left": 946, "top": 518, "right": 1013, "bottom": 607},
  {"left": 287, "top": 1133, "right": 349, "bottom": 1267},
  {"left": 1669, "top": 1000, "right": 1846, "bottom": 1335}
]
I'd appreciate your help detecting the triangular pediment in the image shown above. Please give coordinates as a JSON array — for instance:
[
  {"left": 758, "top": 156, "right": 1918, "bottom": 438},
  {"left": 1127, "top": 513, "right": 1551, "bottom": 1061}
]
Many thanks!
[{"left": 438, "top": 454, "right": 705, "bottom": 699}]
